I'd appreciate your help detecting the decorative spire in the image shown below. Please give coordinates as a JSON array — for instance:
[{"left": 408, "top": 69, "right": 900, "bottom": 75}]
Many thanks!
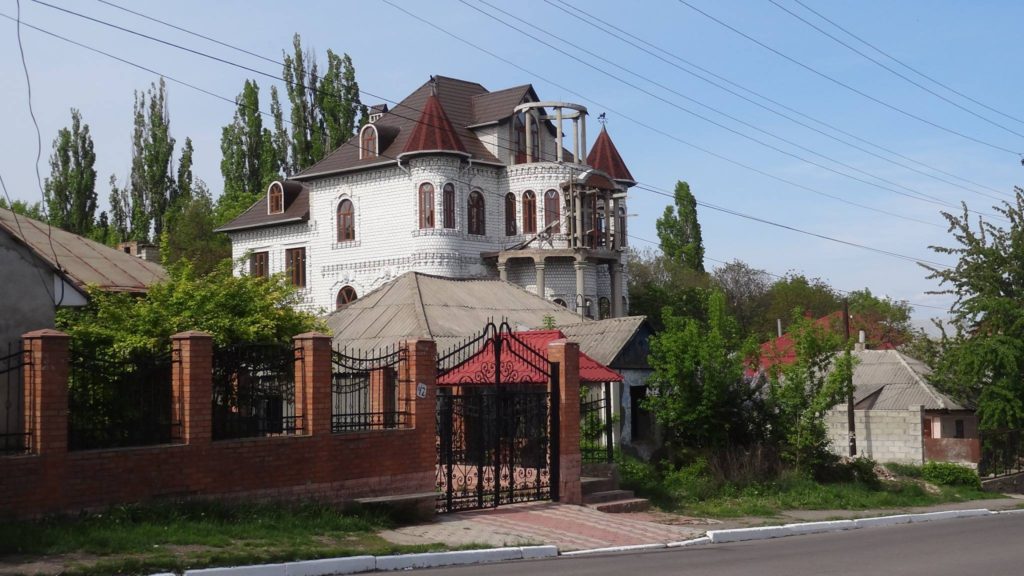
[
  {"left": 401, "top": 83, "right": 468, "bottom": 156},
  {"left": 586, "top": 125, "right": 634, "bottom": 184}
]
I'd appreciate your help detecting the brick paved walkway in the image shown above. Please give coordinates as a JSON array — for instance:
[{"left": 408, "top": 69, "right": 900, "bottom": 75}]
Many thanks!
[{"left": 380, "top": 502, "right": 706, "bottom": 551}]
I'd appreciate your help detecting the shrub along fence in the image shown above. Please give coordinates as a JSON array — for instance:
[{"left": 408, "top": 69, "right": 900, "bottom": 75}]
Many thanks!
[{"left": 979, "top": 429, "right": 1024, "bottom": 478}]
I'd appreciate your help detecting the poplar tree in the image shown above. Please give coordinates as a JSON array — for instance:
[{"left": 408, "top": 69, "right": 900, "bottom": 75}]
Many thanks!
[
  {"left": 44, "top": 108, "right": 97, "bottom": 235},
  {"left": 218, "top": 80, "right": 281, "bottom": 224},
  {"left": 656, "top": 180, "right": 705, "bottom": 272}
]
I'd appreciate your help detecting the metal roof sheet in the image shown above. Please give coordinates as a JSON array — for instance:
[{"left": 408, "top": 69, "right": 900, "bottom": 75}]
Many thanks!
[
  {"left": 559, "top": 316, "right": 646, "bottom": 365},
  {"left": 849, "top": 349, "right": 968, "bottom": 411},
  {"left": 0, "top": 207, "right": 166, "bottom": 294}
]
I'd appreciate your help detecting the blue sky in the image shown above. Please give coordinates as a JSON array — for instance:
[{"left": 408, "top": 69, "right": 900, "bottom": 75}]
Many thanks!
[{"left": 3, "top": 0, "right": 1022, "bottom": 330}]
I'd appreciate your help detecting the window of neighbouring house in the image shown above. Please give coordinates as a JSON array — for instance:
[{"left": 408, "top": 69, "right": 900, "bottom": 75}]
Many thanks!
[
  {"left": 443, "top": 183, "right": 456, "bottom": 229},
  {"left": 360, "top": 125, "right": 377, "bottom": 159},
  {"left": 468, "top": 191, "right": 485, "bottom": 235},
  {"left": 285, "top": 247, "right": 306, "bottom": 288},
  {"left": 599, "top": 297, "right": 611, "bottom": 319},
  {"left": 544, "top": 189, "right": 560, "bottom": 233},
  {"left": 268, "top": 182, "right": 284, "bottom": 214},
  {"left": 419, "top": 182, "right": 435, "bottom": 229},
  {"left": 522, "top": 190, "right": 537, "bottom": 234},
  {"left": 337, "top": 286, "right": 358, "bottom": 309},
  {"left": 553, "top": 298, "right": 567, "bottom": 308},
  {"left": 955, "top": 419, "right": 965, "bottom": 438},
  {"left": 249, "top": 251, "right": 269, "bottom": 278},
  {"left": 337, "top": 199, "right": 355, "bottom": 242},
  {"left": 504, "top": 192, "right": 517, "bottom": 236},
  {"left": 617, "top": 206, "right": 627, "bottom": 248},
  {"left": 923, "top": 418, "right": 932, "bottom": 438}
]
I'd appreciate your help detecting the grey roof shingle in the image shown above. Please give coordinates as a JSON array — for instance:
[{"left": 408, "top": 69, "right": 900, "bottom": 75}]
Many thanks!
[
  {"left": 0, "top": 207, "right": 166, "bottom": 294},
  {"left": 848, "top": 349, "right": 969, "bottom": 411},
  {"left": 560, "top": 316, "right": 647, "bottom": 366}
]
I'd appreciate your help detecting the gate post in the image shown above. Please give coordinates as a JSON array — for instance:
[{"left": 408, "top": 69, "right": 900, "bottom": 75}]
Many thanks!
[
  {"left": 22, "top": 329, "right": 70, "bottom": 455},
  {"left": 547, "top": 339, "right": 581, "bottom": 505},
  {"left": 171, "top": 331, "right": 213, "bottom": 446},
  {"left": 293, "top": 332, "right": 333, "bottom": 436}
]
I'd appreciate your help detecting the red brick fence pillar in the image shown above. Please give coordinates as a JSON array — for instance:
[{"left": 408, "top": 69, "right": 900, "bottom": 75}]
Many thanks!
[
  {"left": 171, "top": 331, "right": 213, "bottom": 446},
  {"left": 548, "top": 339, "right": 582, "bottom": 505},
  {"left": 293, "top": 332, "right": 333, "bottom": 437},
  {"left": 22, "top": 329, "right": 70, "bottom": 455}
]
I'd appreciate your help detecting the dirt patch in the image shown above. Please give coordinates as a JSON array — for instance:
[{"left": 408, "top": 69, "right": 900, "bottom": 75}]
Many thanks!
[{"left": 0, "top": 552, "right": 100, "bottom": 576}]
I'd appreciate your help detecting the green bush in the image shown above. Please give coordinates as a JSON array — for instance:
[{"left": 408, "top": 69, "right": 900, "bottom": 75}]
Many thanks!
[
  {"left": 885, "top": 462, "right": 924, "bottom": 478},
  {"left": 922, "top": 461, "right": 980, "bottom": 488},
  {"left": 663, "top": 458, "right": 718, "bottom": 501}
]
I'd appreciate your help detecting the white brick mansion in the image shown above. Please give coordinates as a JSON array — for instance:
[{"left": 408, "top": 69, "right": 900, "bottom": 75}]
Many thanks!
[{"left": 217, "top": 76, "right": 636, "bottom": 318}]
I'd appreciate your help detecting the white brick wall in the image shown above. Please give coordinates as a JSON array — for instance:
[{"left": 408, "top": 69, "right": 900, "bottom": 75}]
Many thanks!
[
  {"left": 826, "top": 406, "right": 924, "bottom": 464},
  {"left": 226, "top": 157, "right": 629, "bottom": 315}
]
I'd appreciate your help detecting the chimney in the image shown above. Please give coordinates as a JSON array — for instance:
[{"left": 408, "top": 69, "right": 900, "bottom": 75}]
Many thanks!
[
  {"left": 777, "top": 318, "right": 783, "bottom": 338},
  {"left": 855, "top": 330, "right": 866, "bottom": 352}
]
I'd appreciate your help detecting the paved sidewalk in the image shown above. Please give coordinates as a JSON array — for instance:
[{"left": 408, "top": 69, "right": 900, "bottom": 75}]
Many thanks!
[{"left": 380, "top": 502, "right": 706, "bottom": 551}]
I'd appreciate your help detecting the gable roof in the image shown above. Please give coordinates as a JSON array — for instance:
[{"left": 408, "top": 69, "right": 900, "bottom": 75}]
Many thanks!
[
  {"left": 400, "top": 93, "right": 468, "bottom": 157},
  {"left": 437, "top": 329, "right": 622, "bottom": 385},
  {"left": 471, "top": 84, "right": 534, "bottom": 125},
  {"left": 0, "top": 207, "right": 166, "bottom": 294},
  {"left": 295, "top": 76, "right": 504, "bottom": 179},
  {"left": 214, "top": 181, "right": 310, "bottom": 233},
  {"left": 326, "top": 272, "right": 588, "bottom": 352},
  {"left": 560, "top": 316, "right": 648, "bottom": 366},
  {"left": 586, "top": 126, "right": 635, "bottom": 184},
  {"left": 751, "top": 311, "right": 897, "bottom": 375},
  {"left": 847, "top": 349, "right": 970, "bottom": 411}
]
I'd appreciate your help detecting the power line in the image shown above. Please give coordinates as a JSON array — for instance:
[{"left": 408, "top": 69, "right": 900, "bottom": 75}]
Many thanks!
[
  {"left": 32, "top": 0, "right": 965, "bottom": 228},
  {"left": 9, "top": 6, "right": 957, "bottom": 274},
  {"left": 767, "top": 0, "right": 1024, "bottom": 141},
  {"left": 466, "top": 0, "right": 984, "bottom": 221},
  {"left": 548, "top": 0, "right": 1010, "bottom": 202},
  {"left": 675, "top": 0, "right": 1022, "bottom": 156},
  {"left": 788, "top": 0, "right": 1024, "bottom": 129},
  {"left": 626, "top": 233, "right": 950, "bottom": 311},
  {"left": 14, "top": 0, "right": 63, "bottom": 286}
]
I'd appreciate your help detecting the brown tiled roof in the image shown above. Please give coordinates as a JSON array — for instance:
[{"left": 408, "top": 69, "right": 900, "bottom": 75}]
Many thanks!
[
  {"left": 471, "top": 84, "right": 533, "bottom": 125},
  {"left": 0, "top": 207, "right": 165, "bottom": 294},
  {"left": 214, "top": 180, "right": 310, "bottom": 233},
  {"left": 401, "top": 93, "right": 468, "bottom": 156},
  {"left": 294, "top": 76, "right": 503, "bottom": 179},
  {"left": 587, "top": 126, "right": 635, "bottom": 184}
]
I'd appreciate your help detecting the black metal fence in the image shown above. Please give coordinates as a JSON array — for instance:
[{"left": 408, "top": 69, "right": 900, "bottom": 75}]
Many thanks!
[
  {"left": 1, "top": 341, "right": 29, "bottom": 454},
  {"left": 67, "top": 345, "right": 177, "bottom": 451},
  {"left": 331, "top": 344, "right": 409, "bottom": 432},
  {"left": 212, "top": 342, "right": 300, "bottom": 440},
  {"left": 580, "top": 381, "right": 614, "bottom": 464},
  {"left": 979, "top": 428, "right": 1024, "bottom": 478}
]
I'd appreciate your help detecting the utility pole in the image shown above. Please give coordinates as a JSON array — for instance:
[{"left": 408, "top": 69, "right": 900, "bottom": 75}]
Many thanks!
[{"left": 843, "top": 299, "right": 857, "bottom": 457}]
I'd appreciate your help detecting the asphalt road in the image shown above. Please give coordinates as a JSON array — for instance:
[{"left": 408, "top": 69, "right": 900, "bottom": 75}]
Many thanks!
[{"left": 406, "top": 513, "right": 1024, "bottom": 576}]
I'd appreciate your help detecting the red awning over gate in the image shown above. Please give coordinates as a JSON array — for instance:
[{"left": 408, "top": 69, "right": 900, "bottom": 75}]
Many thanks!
[{"left": 437, "top": 329, "right": 622, "bottom": 386}]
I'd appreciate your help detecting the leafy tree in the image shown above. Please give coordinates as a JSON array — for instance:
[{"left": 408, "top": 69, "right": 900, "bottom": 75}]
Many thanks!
[
  {"left": 160, "top": 180, "right": 231, "bottom": 275},
  {"left": 218, "top": 80, "right": 282, "bottom": 224},
  {"left": 766, "top": 313, "right": 854, "bottom": 473},
  {"left": 656, "top": 181, "right": 704, "bottom": 272},
  {"left": 173, "top": 137, "right": 194, "bottom": 210},
  {"left": 44, "top": 108, "right": 97, "bottom": 235},
  {"left": 0, "top": 197, "right": 46, "bottom": 220},
  {"left": 626, "top": 247, "right": 710, "bottom": 333},
  {"left": 644, "top": 290, "right": 756, "bottom": 451},
  {"left": 759, "top": 274, "right": 841, "bottom": 338},
  {"left": 281, "top": 34, "right": 364, "bottom": 173},
  {"left": 846, "top": 288, "right": 913, "bottom": 348},
  {"left": 111, "top": 79, "right": 177, "bottom": 242},
  {"left": 712, "top": 259, "right": 772, "bottom": 336},
  {"left": 923, "top": 187, "right": 1024, "bottom": 429},
  {"left": 56, "top": 259, "right": 324, "bottom": 354}
]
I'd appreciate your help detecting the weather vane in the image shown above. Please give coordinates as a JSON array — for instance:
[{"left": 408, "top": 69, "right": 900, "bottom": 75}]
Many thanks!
[{"left": 598, "top": 112, "right": 607, "bottom": 126}]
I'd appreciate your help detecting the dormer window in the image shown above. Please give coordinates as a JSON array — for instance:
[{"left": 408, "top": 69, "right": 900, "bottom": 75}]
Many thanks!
[
  {"left": 360, "top": 125, "right": 378, "bottom": 159},
  {"left": 268, "top": 182, "right": 284, "bottom": 214}
]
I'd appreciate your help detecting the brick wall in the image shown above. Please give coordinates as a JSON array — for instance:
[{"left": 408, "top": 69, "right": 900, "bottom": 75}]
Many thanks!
[
  {"left": 0, "top": 331, "right": 438, "bottom": 518},
  {"left": 827, "top": 406, "right": 924, "bottom": 464}
]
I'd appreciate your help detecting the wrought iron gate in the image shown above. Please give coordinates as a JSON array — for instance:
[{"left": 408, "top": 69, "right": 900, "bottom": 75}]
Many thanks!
[{"left": 435, "top": 322, "right": 560, "bottom": 513}]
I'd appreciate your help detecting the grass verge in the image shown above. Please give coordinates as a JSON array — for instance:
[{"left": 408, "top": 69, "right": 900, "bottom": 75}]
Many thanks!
[{"left": 0, "top": 500, "right": 451, "bottom": 576}]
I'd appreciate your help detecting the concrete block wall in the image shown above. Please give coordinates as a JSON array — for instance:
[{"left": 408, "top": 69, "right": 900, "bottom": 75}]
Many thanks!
[{"left": 827, "top": 406, "right": 924, "bottom": 464}]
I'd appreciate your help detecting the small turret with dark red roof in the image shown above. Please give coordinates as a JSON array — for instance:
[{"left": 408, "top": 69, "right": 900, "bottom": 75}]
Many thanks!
[{"left": 586, "top": 125, "right": 635, "bottom": 186}]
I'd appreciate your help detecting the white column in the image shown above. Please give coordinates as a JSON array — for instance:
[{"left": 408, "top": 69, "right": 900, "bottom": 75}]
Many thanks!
[
  {"left": 525, "top": 111, "right": 534, "bottom": 164},
  {"left": 572, "top": 117, "right": 579, "bottom": 163},
  {"left": 580, "top": 114, "right": 587, "bottom": 160},
  {"left": 556, "top": 108, "right": 564, "bottom": 163}
]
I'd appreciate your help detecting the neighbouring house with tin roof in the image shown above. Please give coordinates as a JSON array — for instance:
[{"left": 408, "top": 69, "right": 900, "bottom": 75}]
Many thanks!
[
  {"left": 0, "top": 207, "right": 166, "bottom": 346},
  {"left": 825, "top": 347, "right": 978, "bottom": 465},
  {"left": 216, "top": 75, "right": 635, "bottom": 319}
]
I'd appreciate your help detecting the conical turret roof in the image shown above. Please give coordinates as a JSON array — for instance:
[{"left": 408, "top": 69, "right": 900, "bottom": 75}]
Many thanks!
[
  {"left": 586, "top": 126, "right": 634, "bottom": 184},
  {"left": 401, "top": 92, "right": 468, "bottom": 156}
]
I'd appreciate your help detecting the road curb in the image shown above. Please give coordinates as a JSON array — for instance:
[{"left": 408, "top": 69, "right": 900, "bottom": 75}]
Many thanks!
[
  {"left": 174, "top": 545, "right": 558, "bottom": 576},
  {"left": 561, "top": 543, "right": 666, "bottom": 556}
]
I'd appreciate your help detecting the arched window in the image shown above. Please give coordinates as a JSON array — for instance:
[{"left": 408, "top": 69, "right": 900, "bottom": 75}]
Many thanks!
[
  {"left": 268, "top": 182, "right": 284, "bottom": 214},
  {"left": 418, "top": 183, "right": 435, "bottom": 229},
  {"left": 504, "top": 193, "right": 517, "bottom": 236},
  {"left": 360, "top": 125, "right": 377, "bottom": 159},
  {"left": 544, "top": 189, "right": 560, "bottom": 233},
  {"left": 599, "top": 297, "right": 611, "bottom": 320},
  {"left": 337, "top": 199, "right": 355, "bottom": 242},
  {"left": 442, "top": 183, "right": 456, "bottom": 229},
  {"left": 553, "top": 298, "right": 567, "bottom": 308},
  {"left": 468, "top": 191, "right": 485, "bottom": 235},
  {"left": 336, "top": 286, "right": 358, "bottom": 309},
  {"left": 584, "top": 298, "right": 594, "bottom": 319},
  {"left": 522, "top": 190, "right": 537, "bottom": 234}
]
